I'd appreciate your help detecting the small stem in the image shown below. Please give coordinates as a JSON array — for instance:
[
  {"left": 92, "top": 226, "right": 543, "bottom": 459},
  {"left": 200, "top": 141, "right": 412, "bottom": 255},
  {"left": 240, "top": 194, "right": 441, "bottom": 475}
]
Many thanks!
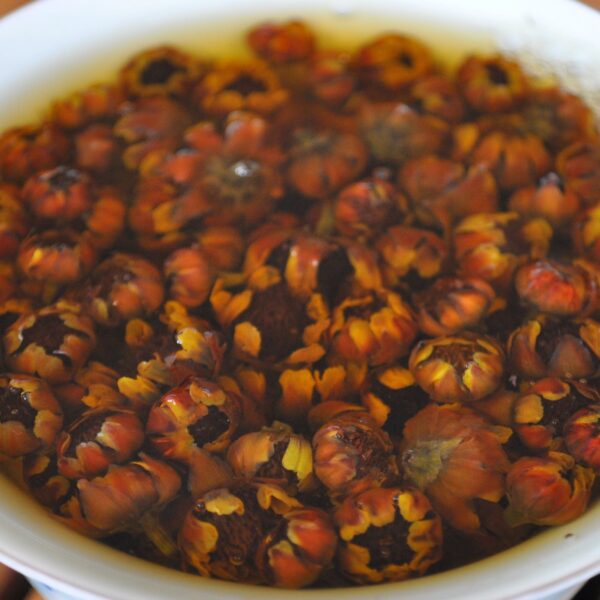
[{"left": 138, "top": 513, "right": 177, "bottom": 557}]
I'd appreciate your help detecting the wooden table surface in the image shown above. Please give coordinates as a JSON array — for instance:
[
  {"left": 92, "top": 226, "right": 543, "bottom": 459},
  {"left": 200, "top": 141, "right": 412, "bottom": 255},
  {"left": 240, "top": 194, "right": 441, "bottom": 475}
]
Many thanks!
[{"left": 0, "top": 0, "right": 599, "bottom": 599}]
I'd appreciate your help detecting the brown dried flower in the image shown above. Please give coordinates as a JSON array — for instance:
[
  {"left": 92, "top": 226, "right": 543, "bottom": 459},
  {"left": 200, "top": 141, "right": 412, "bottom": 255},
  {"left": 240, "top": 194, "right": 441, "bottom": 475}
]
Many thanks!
[{"left": 334, "top": 486, "right": 443, "bottom": 583}]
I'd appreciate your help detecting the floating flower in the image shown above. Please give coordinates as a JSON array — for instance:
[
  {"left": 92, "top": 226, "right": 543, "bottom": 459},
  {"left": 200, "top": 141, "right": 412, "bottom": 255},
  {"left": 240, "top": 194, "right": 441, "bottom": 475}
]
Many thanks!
[
  {"left": 513, "top": 378, "right": 598, "bottom": 451},
  {"left": 564, "top": 404, "right": 600, "bottom": 470},
  {"left": 57, "top": 408, "right": 145, "bottom": 479},
  {"left": 505, "top": 452, "right": 595, "bottom": 526},
  {"left": 400, "top": 403, "right": 511, "bottom": 531},
  {"left": 507, "top": 315, "right": 600, "bottom": 380},
  {"left": 413, "top": 276, "right": 496, "bottom": 337},
  {"left": 329, "top": 290, "right": 418, "bottom": 367},
  {"left": 146, "top": 376, "right": 241, "bottom": 459},
  {"left": 334, "top": 486, "right": 443, "bottom": 583},
  {"left": 4, "top": 301, "right": 96, "bottom": 384},
  {"left": 226, "top": 422, "right": 315, "bottom": 493},
  {"left": 353, "top": 34, "right": 434, "bottom": 92},
  {"left": 312, "top": 411, "right": 398, "bottom": 496},
  {"left": 457, "top": 55, "right": 528, "bottom": 113},
  {"left": 120, "top": 46, "right": 202, "bottom": 98},
  {"left": 409, "top": 333, "right": 505, "bottom": 404},
  {"left": 0, "top": 374, "right": 63, "bottom": 459}
]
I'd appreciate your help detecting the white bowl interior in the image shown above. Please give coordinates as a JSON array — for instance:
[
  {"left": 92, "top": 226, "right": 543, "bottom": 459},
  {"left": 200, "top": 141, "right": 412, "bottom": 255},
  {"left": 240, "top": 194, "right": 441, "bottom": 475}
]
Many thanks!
[{"left": 0, "top": 0, "right": 600, "bottom": 599}]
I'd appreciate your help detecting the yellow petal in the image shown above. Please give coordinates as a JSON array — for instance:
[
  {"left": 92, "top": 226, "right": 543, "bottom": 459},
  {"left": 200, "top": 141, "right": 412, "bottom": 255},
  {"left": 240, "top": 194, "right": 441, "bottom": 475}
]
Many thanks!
[{"left": 233, "top": 321, "right": 262, "bottom": 358}]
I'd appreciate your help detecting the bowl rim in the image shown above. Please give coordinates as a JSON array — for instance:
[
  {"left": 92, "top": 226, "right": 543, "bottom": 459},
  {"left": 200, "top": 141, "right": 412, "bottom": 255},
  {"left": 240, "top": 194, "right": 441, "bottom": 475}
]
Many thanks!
[{"left": 0, "top": 0, "right": 600, "bottom": 599}]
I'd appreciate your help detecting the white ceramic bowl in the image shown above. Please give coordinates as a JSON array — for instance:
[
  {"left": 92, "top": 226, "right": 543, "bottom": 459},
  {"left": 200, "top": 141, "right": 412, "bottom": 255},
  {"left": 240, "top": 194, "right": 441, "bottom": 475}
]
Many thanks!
[{"left": 0, "top": 1, "right": 599, "bottom": 599}]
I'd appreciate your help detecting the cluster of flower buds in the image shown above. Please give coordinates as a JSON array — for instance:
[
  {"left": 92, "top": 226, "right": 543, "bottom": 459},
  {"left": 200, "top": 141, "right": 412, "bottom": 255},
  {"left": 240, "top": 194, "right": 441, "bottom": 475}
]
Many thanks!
[{"left": 0, "top": 16, "right": 599, "bottom": 591}]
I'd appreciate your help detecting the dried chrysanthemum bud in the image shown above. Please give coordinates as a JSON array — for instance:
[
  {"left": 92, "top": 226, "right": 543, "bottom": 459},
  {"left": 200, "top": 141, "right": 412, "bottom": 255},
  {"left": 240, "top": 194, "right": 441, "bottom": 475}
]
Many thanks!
[
  {"left": 353, "top": 34, "right": 433, "bottom": 92},
  {"left": 508, "top": 172, "right": 581, "bottom": 230},
  {"left": 120, "top": 46, "right": 202, "bottom": 98},
  {"left": 194, "top": 145, "right": 284, "bottom": 230},
  {"left": 333, "top": 177, "right": 407, "bottom": 238},
  {"left": 410, "top": 75, "right": 466, "bottom": 123},
  {"left": 226, "top": 422, "right": 315, "bottom": 493},
  {"left": 286, "top": 129, "right": 367, "bottom": 199},
  {"left": 115, "top": 97, "right": 192, "bottom": 170},
  {"left": 376, "top": 225, "right": 447, "bottom": 289},
  {"left": 556, "top": 141, "right": 600, "bottom": 206},
  {"left": 0, "top": 123, "right": 70, "bottom": 183},
  {"left": 453, "top": 212, "right": 553, "bottom": 292},
  {"left": 244, "top": 229, "right": 381, "bottom": 304},
  {"left": 0, "top": 374, "right": 63, "bottom": 459},
  {"left": 178, "top": 482, "right": 300, "bottom": 583},
  {"left": 361, "top": 367, "right": 431, "bottom": 435},
  {"left": 56, "top": 408, "right": 145, "bottom": 479},
  {"left": 409, "top": 333, "right": 505, "bottom": 404},
  {"left": 513, "top": 378, "right": 597, "bottom": 451},
  {"left": 564, "top": 404, "right": 600, "bottom": 470},
  {"left": 52, "top": 83, "right": 124, "bottom": 129},
  {"left": 508, "top": 316, "right": 600, "bottom": 380},
  {"left": 22, "top": 166, "right": 96, "bottom": 222},
  {"left": 515, "top": 259, "right": 599, "bottom": 318},
  {"left": 164, "top": 247, "right": 215, "bottom": 308},
  {"left": 211, "top": 267, "right": 326, "bottom": 366},
  {"left": 400, "top": 403, "right": 511, "bottom": 531},
  {"left": 0, "top": 184, "right": 29, "bottom": 259},
  {"left": 256, "top": 505, "right": 337, "bottom": 588},
  {"left": 195, "top": 61, "right": 288, "bottom": 117},
  {"left": 78, "top": 253, "right": 165, "bottom": 327},
  {"left": 247, "top": 20, "right": 315, "bottom": 64},
  {"left": 17, "top": 229, "right": 98, "bottom": 285},
  {"left": 572, "top": 202, "right": 600, "bottom": 263},
  {"left": 457, "top": 55, "right": 528, "bottom": 113},
  {"left": 4, "top": 302, "right": 96, "bottom": 384},
  {"left": 130, "top": 113, "right": 284, "bottom": 248},
  {"left": 360, "top": 103, "right": 448, "bottom": 166},
  {"left": 329, "top": 290, "right": 418, "bottom": 367},
  {"left": 505, "top": 452, "right": 595, "bottom": 526},
  {"left": 312, "top": 411, "right": 398, "bottom": 496},
  {"left": 520, "top": 86, "right": 597, "bottom": 151},
  {"left": 334, "top": 486, "right": 443, "bottom": 583},
  {"left": 413, "top": 276, "right": 496, "bottom": 337},
  {"left": 146, "top": 376, "right": 241, "bottom": 459},
  {"left": 77, "top": 453, "right": 181, "bottom": 533},
  {"left": 114, "top": 303, "right": 226, "bottom": 404},
  {"left": 468, "top": 130, "right": 551, "bottom": 191},
  {"left": 399, "top": 156, "right": 498, "bottom": 232}
]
